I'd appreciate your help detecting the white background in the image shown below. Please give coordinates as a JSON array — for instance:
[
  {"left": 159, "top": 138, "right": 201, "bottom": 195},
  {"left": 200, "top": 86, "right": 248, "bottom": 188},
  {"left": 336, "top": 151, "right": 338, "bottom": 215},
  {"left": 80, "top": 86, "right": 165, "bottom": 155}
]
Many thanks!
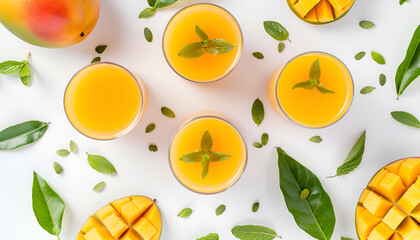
[{"left": 1, "top": 0, "right": 420, "bottom": 239}]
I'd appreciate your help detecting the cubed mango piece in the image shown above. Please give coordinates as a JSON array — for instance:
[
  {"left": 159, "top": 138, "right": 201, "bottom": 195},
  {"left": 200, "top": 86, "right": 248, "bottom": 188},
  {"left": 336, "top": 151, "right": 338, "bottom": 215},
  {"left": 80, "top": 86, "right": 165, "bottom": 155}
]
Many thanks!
[
  {"left": 315, "top": 0, "right": 334, "bottom": 23},
  {"left": 289, "top": 0, "right": 299, "bottom": 5},
  {"left": 102, "top": 213, "right": 129, "bottom": 238},
  {"left": 414, "top": 176, "right": 420, "bottom": 189},
  {"left": 398, "top": 158, "right": 420, "bottom": 187},
  {"left": 369, "top": 169, "right": 388, "bottom": 192},
  {"left": 360, "top": 189, "right": 371, "bottom": 203},
  {"left": 328, "top": 0, "right": 352, "bottom": 10},
  {"left": 81, "top": 216, "right": 103, "bottom": 234},
  {"left": 95, "top": 204, "right": 118, "bottom": 222},
  {"left": 410, "top": 205, "right": 420, "bottom": 223},
  {"left": 383, "top": 206, "right": 407, "bottom": 230},
  {"left": 76, "top": 232, "right": 87, "bottom": 240},
  {"left": 390, "top": 233, "right": 403, "bottom": 240},
  {"left": 133, "top": 217, "right": 157, "bottom": 240},
  {"left": 121, "top": 229, "right": 142, "bottom": 240},
  {"left": 377, "top": 172, "right": 407, "bottom": 203},
  {"left": 385, "top": 160, "right": 405, "bottom": 175},
  {"left": 368, "top": 222, "right": 394, "bottom": 240},
  {"left": 305, "top": 8, "right": 318, "bottom": 22},
  {"left": 294, "top": 0, "right": 321, "bottom": 17},
  {"left": 84, "top": 227, "right": 114, "bottom": 240},
  {"left": 397, "top": 184, "right": 420, "bottom": 213},
  {"left": 356, "top": 206, "right": 382, "bottom": 238},
  {"left": 131, "top": 196, "right": 154, "bottom": 217},
  {"left": 111, "top": 197, "right": 131, "bottom": 213},
  {"left": 363, "top": 190, "right": 393, "bottom": 217},
  {"left": 398, "top": 217, "right": 420, "bottom": 240},
  {"left": 121, "top": 201, "right": 142, "bottom": 225}
]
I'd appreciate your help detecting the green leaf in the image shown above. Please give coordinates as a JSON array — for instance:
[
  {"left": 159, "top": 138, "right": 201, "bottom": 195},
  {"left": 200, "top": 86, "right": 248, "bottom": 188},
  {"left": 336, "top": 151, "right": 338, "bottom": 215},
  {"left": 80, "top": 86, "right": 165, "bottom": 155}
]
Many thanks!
[
  {"left": 0, "top": 61, "right": 24, "bottom": 74},
  {"left": 91, "top": 57, "right": 101, "bottom": 63},
  {"left": 180, "top": 151, "right": 204, "bottom": 163},
  {"left": 207, "top": 151, "right": 231, "bottom": 162},
  {"left": 292, "top": 80, "right": 315, "bottom": 90},
  {"left": 215, "top": 204, "right": 226, "bottom": 216},
  {"left": 360, "top": 86, "right": 376, "bottom": 94},
  {"left": 201, "top": 130, "right": 213, "bottom": 152},
  {"left": 277, "top": 147, "right": 335, "bottom": 240},
  {"left": 316, "top": 86, "right": 335, "bottom": 94},
  {"left": 341, "top": 237, "right": 354, "bottom": 240},
  {"left": 253, "top": 142, "right": 263, "bottom": 148},
  {"left": 252, "top": 202, "right": 260, "bottom": 212},
  {"left": 310, "top": 136, "right": 322, "bottom": 143},
  {"left": 379, "top": 73, "right": 386, "bottom": 86},
  {"left": 359, "top": 20, "right": 375, "bottom": 29},
  {"left": 0, "top": 121, "right": 49, "bottom": 150},
  {"left": 232, "top": 225, "right": 281, "bottom": 240},
  {"left": 93, "top": 181, "right": 105, "bottom": 192},
  {"left": 201, "top": 156, "right": 210, "bottom": 179},
  {"left": 178, "top": 42, "right": 206, "bottom": 58},
  {"left": 145, "top": 123, "right": 156, "bottom": 133},
  {"left": 144, "top": 27, "right": 153, "bottom": 42},
  {"left": 309, "top": 59, "right": 321, "bottom": 81},
  {"left": 205, "top": 39, "right": 235, "bottom": 55},
  {"left": 263, "top": 21, "right": 290, "bottom": 41},
  {"left": 86, "top": 153, "right": 117, "bottom": 174},
  {"left": 151, "top": 0, "right": 178, "bottom": 9},
  {"left": 69, "top": 140, "right": 77, "bottom": 154},
  {"left": 354, "top": 52, "right": 366, "bottom": 60},
  {"left": 53, "top": 162, "right": 63, "bottom": 175},
  {"left": 278, "top": 42, "right": 286, "bottom": 53},
  {"left": 56, "top": 149, "right": 70, "bottom": 157},
  {"left": 300, "top": 189, "right": 310, "bottom": 200},
  {"left": 396, "top": 24, "right": 420, "bottom": 98},
  {"left": 195, "top": 25, "right": 209, "bottom": 42},
  {"left": 19, "top": 62, "right": 31, "bottom": 86},
  {"left": 177, "top": 208, "right": 192, "bottom": 218},
  {"left": 252, "top": 52, "right": 264, "bottom": 59},
  {"left": 138, "top": 7, "right": 155, "bottom": 18},
  {"left": 32, "top": 172, "right": 65, "bottom": 238},
  {"left": 261, "top": 133, "right": 269, "bottom": 146},
  {"left": 400, "top": 0, "right": 408, "bottom": 5},
  {"left": 161, "top": 106, "right": 176, "bottom": 118},
  {"left": 371, "top": 51, "right": 385, "bottom": 65},
  {"left": 95, "top": 45, "right": 107, "bottom": 54},
  {"left": 149, "top": 144, "right": 158, "bottom": 152},
  {"left": 197, "top": 233, "right": 219, "bottom": 240},
  {"left": 252, "top": 98, "right": 265, "bottom": 126},
  {"left": 391, "top": 111, "right": 420, "bottom": 128},
  {"left": 336, "top": 131, "right": 366, "bottom": 176}
]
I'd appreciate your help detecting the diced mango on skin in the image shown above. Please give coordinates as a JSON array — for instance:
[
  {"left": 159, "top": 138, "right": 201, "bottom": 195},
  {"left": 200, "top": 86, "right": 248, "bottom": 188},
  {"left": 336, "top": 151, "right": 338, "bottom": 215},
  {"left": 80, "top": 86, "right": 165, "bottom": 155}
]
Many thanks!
[
  {"left": 385, "top": 160, "right": 405, "bottom": 175},
  {"left": 81, "top": 216, "right": 103, "bottom": 234},
  {"left": 332, "top": 0, "right": 353, "bottom": 19},
  {"left": 363, "top": 190, "right": 393, "bottom": 217},
  {"left": 398, "top": 217, "right": 420, "bottom": 240},
  {"left": 131, "top": 196, "right": 154, "bottom": 217},
  {"left": 383, "top": 206, "right": 407, "bottom": 230},
  {"left": 368, "top": 222, "right": 394, "bottom": 240},
  {"left": 315, "top": 0, "right": 334, "bottom": 23},
  {"left": 95, "top": 204, "right": 118, "bottom": 222},
  {"left": 304, "top": 8, "right": 318, "bottom": 22},
  {"left": 102, "top": 213, "right": 129, "bottom": 238},
  {"left": 133, "top": 217, "right": 157, "bottom": 240},
  {"left": 357, "top": 206, "right": 383, "bottom": 238},
  {"left": 397, "top": 184, "right": 420, "bottom": 213},
  {"left": 121, "top": 201, "right": 142, "bottom": 225},
  {"left": 328, "top": 0, "right": 352, "bottom": 10},
  {"left": 293, "top": 0, "right": 321, "bottom": 17},
  {"left": 360, "top": 189, "right": 371, "bottom": 203},
  {"left": 378, "top": 172, "right": 407, "bottom": 203},
  {"left": 121, "top": 229, "right": 142, "bottom": 240},
  {"left": 76, "top": 232, "right": 87, "bottom": 240},
  {"left": 84, "top": 227, "right": 114, "bottom": 240},
  {"left": 142, "top": 204, "right": 162, "bottom": 240},
  {"left": 111, "top": 197, "right": 131, "bottom": 213},
  {"left": 369, "top": 169, "right": 389, "bottom": 192},
  {"left": 390, "top": 233, "right": 403, "bottom": 240},
  {"left": 398, "top": 158, "right": 420, "bottom": 187}
]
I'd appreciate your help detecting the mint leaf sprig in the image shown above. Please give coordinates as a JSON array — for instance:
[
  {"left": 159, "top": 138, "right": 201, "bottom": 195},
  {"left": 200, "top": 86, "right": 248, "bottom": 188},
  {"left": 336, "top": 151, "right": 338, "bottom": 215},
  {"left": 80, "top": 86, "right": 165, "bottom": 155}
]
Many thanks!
[
  {"left": 178, "top": 25, "right": 235, "bottom": 59},
  {"left": 179, "top": 130, "right": 231, "bottom": 179},
  {"left": 292, "top": 59, "right": 335, "bottom": 95},
  {"left": 139, "top": 0, "right": 178, "bottom": 18},
  {"left": 0, "top": 52, "right": 32, "bottom": 86}
]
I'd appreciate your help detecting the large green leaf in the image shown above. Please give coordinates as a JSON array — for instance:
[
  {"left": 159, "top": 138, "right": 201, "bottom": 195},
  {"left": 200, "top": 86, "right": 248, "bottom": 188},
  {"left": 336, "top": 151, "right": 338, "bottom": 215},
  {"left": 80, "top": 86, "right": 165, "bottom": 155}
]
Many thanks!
[
  {"left": 0, "top": 121, "right": 48, "bottom": 150},
  {"left": 32, "top": 171, "right": 65, "bottom": 238},
  {"left": 277, "top": 147, "right": 335, "bottom": 240},
  {"left": 396, "top": 24, "right": 420, "bottom": 98}
]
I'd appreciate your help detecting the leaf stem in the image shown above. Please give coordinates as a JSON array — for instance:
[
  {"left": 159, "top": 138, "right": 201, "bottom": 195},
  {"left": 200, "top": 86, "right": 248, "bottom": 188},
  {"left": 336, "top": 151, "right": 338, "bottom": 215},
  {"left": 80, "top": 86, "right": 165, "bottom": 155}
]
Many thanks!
[
  {"left": 152, "top": 0, "right": 160, "bottom": 10},
  {"left": 26, "top": 52, "right": 31, "bottom": 62},
  {"left": 326, "top": 175, "right": 337, "bottom": 178}
]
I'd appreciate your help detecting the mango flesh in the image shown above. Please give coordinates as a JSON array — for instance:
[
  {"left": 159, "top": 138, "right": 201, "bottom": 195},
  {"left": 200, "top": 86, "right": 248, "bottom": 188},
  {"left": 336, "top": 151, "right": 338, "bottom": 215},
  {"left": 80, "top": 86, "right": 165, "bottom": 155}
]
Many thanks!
[
  {"left": 77, "top": 196, "right": 161, "bottom": 240},
  {"left": 356, "top": 158, "right": 420, "bottom": 240},
  {"left": 287, "top": 0, "right": 355, "bottom": 24},
  {"left": 0, "top": 0, "right": 100, "bottom": 47}
]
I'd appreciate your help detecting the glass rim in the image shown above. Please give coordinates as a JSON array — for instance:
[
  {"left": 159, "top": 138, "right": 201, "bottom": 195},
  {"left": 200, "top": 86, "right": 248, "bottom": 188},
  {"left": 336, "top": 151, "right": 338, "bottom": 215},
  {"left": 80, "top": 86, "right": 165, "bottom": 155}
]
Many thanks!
[
  {"left": 274, "top": 51, "right": 355, "bottom": 129},
  {"left": 63, "top": 61, "right": 145, "bottom": 141},
  {"left": 168, "top": 113, "right": 248, "bottom": 195},
  {"left": 162, "top": 3, "right": 244, "bottom": 84}
]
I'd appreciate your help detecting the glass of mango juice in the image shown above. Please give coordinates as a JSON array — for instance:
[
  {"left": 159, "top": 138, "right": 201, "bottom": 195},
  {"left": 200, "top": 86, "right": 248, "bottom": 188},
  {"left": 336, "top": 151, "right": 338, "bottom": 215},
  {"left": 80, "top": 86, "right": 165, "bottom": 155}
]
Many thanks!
[
  {"left": 169, "top": 112, "right": 247, "bottom": 194},
  {"left": 267, "top": 52, "right": 354, "bottom": 128},
  {"left": 64, "top": 62, "right": 146, "bottom": 140},
  {"left": 163, "top": 3, "right": 243, "bottom": 83}
]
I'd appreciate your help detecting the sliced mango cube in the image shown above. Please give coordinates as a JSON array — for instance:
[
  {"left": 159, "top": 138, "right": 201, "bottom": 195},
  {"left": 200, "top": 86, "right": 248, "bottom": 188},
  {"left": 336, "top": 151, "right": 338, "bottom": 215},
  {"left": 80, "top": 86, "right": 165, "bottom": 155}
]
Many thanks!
[
  {"left": 111, "top": 197, "right": 131, "bottom": 213},
  {"left": 356, "top": 206, "right": 382, "bottom": 238},
  {"left": 304, "top": 8, "right": 318, "bottom": 22},
  {"left": 368, "top": 222, "right": 394, "bottom": 240},
  {"left": 131, "top": 196, "right": 154, "bottom": 217},
  {"left": 133, "top": 217, "right": 157, "bottom": 240},
  {"left": 398, "top": 158, "right": 420, "bottom": 187},
  {"left": 84, "top": 227, "right": 114, "bottom": 240},
  {"left": 390, "top": 233, "right": 403, "bottom": 240},
  {"left": 121, "top": 201, "right": 142, "bottom": 225},
  {"left": 397, "top": 184, "right": 420, "bottom": 213},
  {"left": 81, "top": 216, "right": 103, "bottom": 234},
  {"left": 385, "top": 160, "right": 405, "bottom": 175},
  {"left": 377, "top": 172, "right": 407, "bottom": 203},
  {"left": 76, "top": 232, "right": 87, "bottom": 240},
  {"left": 315, "top": 0, "right": 334, "bottom": 23},
  {"left": 363, "top": 190, "right": 393, "bottom": 217},
  {"left": 398, "top": 217, "right": 420, "bottom": 240},
  {"left": 359, "top": 189, "right": 371, "bottom": 203},
  {"left": 294, "top": 0, "right": 321, "bottom": 17},
  {"left": 410, "top": 205, "right": 420, "bottom": 223},
  {"left": 328, "top": 0, "right": 352, "bottom": 10},
  {"left": 368, "top": 169, "right": 388, "bottom": 192},
  {"left": 382, "top": 206, "right": 407, "bottom": 230},
  {"left": 102, "top": 213, "right": 129, "bottom": 238},
  {"left": 121, "top": 229, "right": 142, "bottom": 240},
  {"left": 95, "top": 204, "right": 118, "bottom": 222}
]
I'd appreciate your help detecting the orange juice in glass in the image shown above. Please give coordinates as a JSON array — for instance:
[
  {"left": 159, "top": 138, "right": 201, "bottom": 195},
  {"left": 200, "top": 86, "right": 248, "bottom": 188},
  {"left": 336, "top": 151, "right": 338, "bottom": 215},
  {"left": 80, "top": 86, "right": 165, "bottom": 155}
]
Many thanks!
[
  {"left": 268, "top": 52, "right": 353, "bottom": 128},
  {"left": 64, "top": 62, "right": 146, "bottom": 140},
  {"left": 169, "top": 112, "right": 247, "bottom": 194},
  {"left": 163, "top": 4, "right": 243, "bottom": 83}
]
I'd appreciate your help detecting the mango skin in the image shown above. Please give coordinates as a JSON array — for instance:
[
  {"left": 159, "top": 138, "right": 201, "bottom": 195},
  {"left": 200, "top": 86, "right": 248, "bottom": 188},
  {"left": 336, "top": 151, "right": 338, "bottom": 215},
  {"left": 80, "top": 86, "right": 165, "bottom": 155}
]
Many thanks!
[{"left": 0, "top": 0, "right": 100, "bottom": 48}]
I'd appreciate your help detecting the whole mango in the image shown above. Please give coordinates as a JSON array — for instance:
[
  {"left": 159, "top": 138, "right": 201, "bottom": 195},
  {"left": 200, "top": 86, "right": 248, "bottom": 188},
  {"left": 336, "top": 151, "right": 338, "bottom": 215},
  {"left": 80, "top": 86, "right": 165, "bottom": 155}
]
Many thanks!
[{"left": 0, "top": 0, "right": 100, "bottom": 48}]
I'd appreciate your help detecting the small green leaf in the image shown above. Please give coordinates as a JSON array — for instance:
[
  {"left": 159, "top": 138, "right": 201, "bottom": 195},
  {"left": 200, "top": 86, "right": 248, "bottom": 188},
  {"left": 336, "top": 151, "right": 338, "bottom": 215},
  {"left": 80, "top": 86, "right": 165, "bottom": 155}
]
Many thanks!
[
  {"left": 261, "top": 133, "right": 269, "bottom": 146},
  {"left": 359, "top": 20, "right": 375, "bottom": 29},
  {"left": 215, "top": 204, "right": 226, "bottom": 216},
  {"left": 300, "top": 189, "right": 310, "bottom": 200},
  {"left": 232, "top": 225, "right": 281, "bottom": 239},
  {"left": 161, "top": 107, "right": 175, "bottom": 118},
  {"left": 309, "top": 59, "right": 321, "bottom": 81},
  {"left": 69, "top": 140, "right": 77, "bottom": 154},
  {"left": 195, "top": 25, "right": 209, "bottom": 42},
  {"left": 391, "top": 111, "right": 420, "bottom": 128},
  {"left": 56, "top": 149, "right": 70, "bottom": 157},
  {"left": 177, "top": 208, "right": 192, "bottom": 218},
  {"left": 144, "top": 27, "right": 153, "bottom": 42},
  {"left": 355, "top": 52, "right": 366, "bottom": 60},
  {"left": 316, "top": 85, "right": 335, "bottom": 94},
  {"left": 86, "top": 153, "right": 117, "bottom": 174},
  {"left": 336, "top": 131, "right": 366, "bottom": 176},
  {"left": 207, "top": 152, "right": 231, "bottom": 162},
  {"left": 178, "top": 42, "right": 206, "bottom": 58},
  {"left": 309, "top": 136, "right": 322, "bottom": 143},
  {"left": 264, "top": 21, "right": 290, "bottom": 41},
  {"left": 201, "top": 156, "right": 210, "bottom": 179},
  {"left": 91, "top": 57, "right": 101, "bottom": 63},
  {"left": 149, "top": 144, "right": 158, "bottom": 152},
  {"left": 205, "top": 39, "right": 235, "bottom": 55},
  {"left": 145, "top": 123, "right": 156, "bottom": 133},
  {"left": 95, "top": 45, "right": 107, "bottom": 54},
  {"left": 252, "top": 52, "right": 264, "bottom": 59},
  {"left": 292, "top": 80, "right": 315, "bottom": 90},
  {"left": 180, "top": 151, "right": 204, "bottom": 163},
  {"left": 278, "top": 42, "right": 286, "bottom": 53},
  {"left": 371, "top": 51, "right": 386, "bottom": 65},
  {"left": 138, "top": 7, "right": 155, "bottom": 18},
  {"left": 93, "top": 181, "right": 105, "bottom": 192},
  {"left": 197, "top": 233, "right": 219, "bottom": 240},
  {"left": 379, "top": 73, "right": 386, "bottom": 86},
  {"left": 19, "top": 62, "right": 31, "bottom": 86},
  {"left": 53, "top": 162, "right": 63, "bottom": 175},
  {"left": 252, "top": 202, "right": 260, "bottom": 212},
  {"left": 360, "top": 86, "right": 376, "bottom": 94},
  {"left": 251, "top": 98, "right": 265, "bottom": 126},
  {"left": 341, "top": 237, "right": 354, "bottom": 240},
  {"left": 253, "top": 142, "right": 263, "bottom": 148},
  {"left": 0, "top": 61, "right": 25, "bottom": 74},
  {"left": 201, "top": 130, "right": 213, "bottom": 152}
]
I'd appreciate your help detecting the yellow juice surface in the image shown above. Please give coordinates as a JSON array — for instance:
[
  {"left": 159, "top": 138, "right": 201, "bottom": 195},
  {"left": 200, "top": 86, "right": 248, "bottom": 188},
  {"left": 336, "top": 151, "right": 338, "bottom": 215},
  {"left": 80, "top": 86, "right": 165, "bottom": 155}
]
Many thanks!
[
  {"left": 169, "top": 116, "right": 247, "bottom": 194},
  {"left": 270, "top": 52, "right": 353, "bottom": 128},
  {"left": 163, "top": 4, "right": 242, "bottom": 82},
  {"left": 64, "top": 63, "right": 143, "bottom": 140}
]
